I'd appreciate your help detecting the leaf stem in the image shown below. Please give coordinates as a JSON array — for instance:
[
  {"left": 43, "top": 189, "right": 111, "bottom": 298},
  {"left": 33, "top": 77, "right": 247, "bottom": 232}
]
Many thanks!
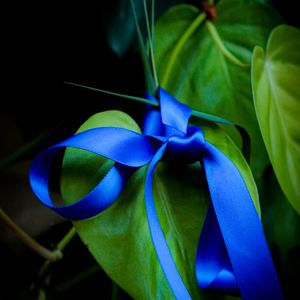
[
  {"left": 57, "top": 226, "right": 77, "bottom": 250},
  {"left": 206, "top": 21, "right": 249, "bottom": 68},
  {"left": 143, "top": 0, "right": 159, "bottom": 88},
  {"left": 130, "top": 0, "right": 155, "bottom": 94},
  {"left": 151, "top": 0, "right": 155, "bottom": 40},
  {"left": 0, "top": 208, "right": 62, "bottom": 261},
  {"left": 38, "top": 226, "right": 77, "bottom": 277},
  {"left": 65, "top": 82, "right": 233, "bottom": 125},
  {"left": 65, "top": 82, "right": 157, "bottom": 107},
  {"left": 161, "top": 12, "right": 206, "bottom": 88}
]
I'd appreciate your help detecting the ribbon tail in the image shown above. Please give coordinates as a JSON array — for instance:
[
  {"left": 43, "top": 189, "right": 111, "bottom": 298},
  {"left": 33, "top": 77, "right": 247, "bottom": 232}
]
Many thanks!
[
  {"left": 145, "top": 144, "right": 192, "bottom": 300},
  {"left": 196, "top": 204, "right": 238, "bottom": 295},
  {"left": 200, "top": 143, "right": 283, "bottom": 300}
]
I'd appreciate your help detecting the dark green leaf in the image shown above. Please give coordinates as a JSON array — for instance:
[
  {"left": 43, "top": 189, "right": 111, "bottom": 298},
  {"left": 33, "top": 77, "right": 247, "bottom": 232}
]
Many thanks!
[
  {"left": 252, "top": 25, "right": 300, "bottom": 214},
  {"left": 261, "top": 168, "right": 300, "bottom": 262},
  {"left": 103, "top": 0, "right": 144, "bottom": 57},
  {"left": 154, "top": 0, "right": 283, "bottom": 178},
  {"left": 61, "top": 110, "right": 258, "bottom": 299},
  {"left": 103, "top": 0, "right": 185, "bottom": 57}
]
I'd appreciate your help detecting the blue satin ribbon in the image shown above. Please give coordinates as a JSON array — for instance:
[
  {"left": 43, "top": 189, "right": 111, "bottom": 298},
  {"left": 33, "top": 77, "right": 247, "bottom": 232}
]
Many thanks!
[{"left": 30, "top": 87, "right": 283, "bottom": 300}]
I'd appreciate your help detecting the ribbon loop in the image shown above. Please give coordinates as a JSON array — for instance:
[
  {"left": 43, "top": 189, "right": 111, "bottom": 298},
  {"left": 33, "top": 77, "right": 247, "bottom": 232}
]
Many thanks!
[{"left": 158, "top": 87, "right": 192, "bottom": 134}]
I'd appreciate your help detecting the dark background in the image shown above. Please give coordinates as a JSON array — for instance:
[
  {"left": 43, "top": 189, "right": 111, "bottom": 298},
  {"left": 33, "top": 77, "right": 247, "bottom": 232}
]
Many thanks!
[{"left": 1, "top": 0, "right": 299, "bottom": 299}]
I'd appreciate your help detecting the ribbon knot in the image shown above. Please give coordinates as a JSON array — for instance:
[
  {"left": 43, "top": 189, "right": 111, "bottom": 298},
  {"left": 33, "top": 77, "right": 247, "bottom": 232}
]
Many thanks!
[
  {"left": 29, "top": 87, "right": 283, "bottom": 300},
  {"left": 163, "top": 126, "right": 206, "bottom": 164}
]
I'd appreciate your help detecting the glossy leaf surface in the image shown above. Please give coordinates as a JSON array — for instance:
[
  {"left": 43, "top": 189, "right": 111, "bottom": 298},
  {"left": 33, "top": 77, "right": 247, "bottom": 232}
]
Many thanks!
[
  {"left": 252, "top": 25, "right": 300, "bottom": 214},
  {"left": 154, "top": 0, "right": 282, "bottom": 177}
]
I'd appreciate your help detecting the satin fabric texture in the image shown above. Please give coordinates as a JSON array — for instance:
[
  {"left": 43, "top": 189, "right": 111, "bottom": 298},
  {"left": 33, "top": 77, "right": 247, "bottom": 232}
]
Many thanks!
[{"left": 30, "top": 87, "right": 283, "bottom": 300}]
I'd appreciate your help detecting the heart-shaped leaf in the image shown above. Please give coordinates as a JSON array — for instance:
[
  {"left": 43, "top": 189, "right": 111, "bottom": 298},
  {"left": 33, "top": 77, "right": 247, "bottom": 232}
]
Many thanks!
[
  {"left": 154, "top": 0, "right": 283, "bottom": 178},
  {"left": 252, "top": 25, "right": 300, "bottom": 214},
  {"left": 61, "top": 110, "right": 259, "bottom": 299}
]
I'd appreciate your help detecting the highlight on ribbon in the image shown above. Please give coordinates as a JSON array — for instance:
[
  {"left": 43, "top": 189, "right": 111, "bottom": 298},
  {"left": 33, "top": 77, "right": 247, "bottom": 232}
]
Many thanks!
[{"left": 30, "top": 87, "right": 283, "bottom": 300}]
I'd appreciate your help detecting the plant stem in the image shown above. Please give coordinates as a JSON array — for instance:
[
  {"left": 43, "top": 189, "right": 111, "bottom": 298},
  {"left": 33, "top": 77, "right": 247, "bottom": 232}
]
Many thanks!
[
  {"left": 161, "top": 12, "right": 206, "bottom": 88},
  {"left": 57, "top": 226, "right": 77, "bottom": 250},
  {"left": 130, "top": 0, "right": 155, "bottom": 95},
  {"left": 0, "top": 208, "right": 62, "bottom": 261},
  {"left": 65, "top": 82, "right": 157, "bottom": 106},
  {"left": 143, "top": 0, "right": 159, "bottom": 88},
  {"left": 206, "top": 21, "right": 249, "bottom": 68},
  {"left": 151, "top": 0, "right": 155, "bottom": 41},
  {"left": 38, "top": 226, "right": 77, "bottom": 277},
  {"left": 66, "top": 82, "right": 233, "bottom": 125},
  {"left": 191, "top": 109, "right": 233, "bottom": 125}
]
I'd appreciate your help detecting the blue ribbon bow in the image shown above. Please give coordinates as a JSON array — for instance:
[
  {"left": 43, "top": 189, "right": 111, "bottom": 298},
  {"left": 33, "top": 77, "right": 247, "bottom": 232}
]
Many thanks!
[{"left": 30, "top": 87, "right": 283, "bottom": 300}]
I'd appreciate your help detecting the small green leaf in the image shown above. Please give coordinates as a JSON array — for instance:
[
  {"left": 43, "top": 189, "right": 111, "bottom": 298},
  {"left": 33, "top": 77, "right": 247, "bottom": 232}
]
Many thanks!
[
  {"left": 252, "top": 25, "right": 300, "bottom": 214},
  {"left": 61, "top": 110, "right": 258, "bottom": 299},
  {"left": 154, "top": 0, "right": 283, "bottom": 178}
]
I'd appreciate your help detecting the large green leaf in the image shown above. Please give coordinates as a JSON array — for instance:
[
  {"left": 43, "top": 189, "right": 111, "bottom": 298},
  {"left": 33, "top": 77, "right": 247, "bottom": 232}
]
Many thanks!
[
  {"left": 252, "top": 25, "right": 300, "bottom": 214},
  {"left": 154, "top": 0, "right": 283, "bottom": 178},
  {"left": 61, "top": 110, "right": 259, "bottom": 299}
]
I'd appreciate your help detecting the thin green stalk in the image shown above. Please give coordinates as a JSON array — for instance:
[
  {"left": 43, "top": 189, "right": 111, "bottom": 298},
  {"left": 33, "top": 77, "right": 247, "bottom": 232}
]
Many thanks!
[
  {"left": 191, "top": 110, "right": 233, "bottom": 125},
  {"left": 151, "top": 0, "right": 155, "bottom": 40},
  {"left": 57, "top": 226, "right": 77, "bottom": 250},
  {"left": 206, "top": 21, "right": 249, "bottom": 68},
  {"left": 0, "top": 208, "right": 62, "bottom": 261},
  {"left": 161, "top": 12, "right": 206, "bottom": 88},
  {"left": 130, "top": 0, "right": 155, "bottom": 94},
  {"left": 65, "top": 82, "right": 157, "bottom": 107},
  {"left": 143, "top": 0, "right": 158, "bottom": 88},
  {"left": 38, "top": 226, "right": 77, "bottom": 277},
  {"left": 36, "top": 226, "right": 75, "bottom": 298},
  {"left": 66, "top": 82, "right": 233, "bottom": 125},
  {"left": 236, "top": 125, "right": 251, "bottom": 163}
]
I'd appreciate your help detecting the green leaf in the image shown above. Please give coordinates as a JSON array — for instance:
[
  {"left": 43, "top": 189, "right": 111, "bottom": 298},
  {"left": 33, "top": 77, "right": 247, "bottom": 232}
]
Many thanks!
[
  {"left": 61, "top": 110, "right": 258, "bottom": 299},
  {"left": 103, "top": 0, "right": 185, "bottom": 57},
  {"left": 103, "top": 0, "right": 144, "bottom": 57},
  {"left": 251, "top": 25, "right": 300, "bottom": 214},
  {"left": 154, "top": 0, "right": 283, "bottom": 178}
]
